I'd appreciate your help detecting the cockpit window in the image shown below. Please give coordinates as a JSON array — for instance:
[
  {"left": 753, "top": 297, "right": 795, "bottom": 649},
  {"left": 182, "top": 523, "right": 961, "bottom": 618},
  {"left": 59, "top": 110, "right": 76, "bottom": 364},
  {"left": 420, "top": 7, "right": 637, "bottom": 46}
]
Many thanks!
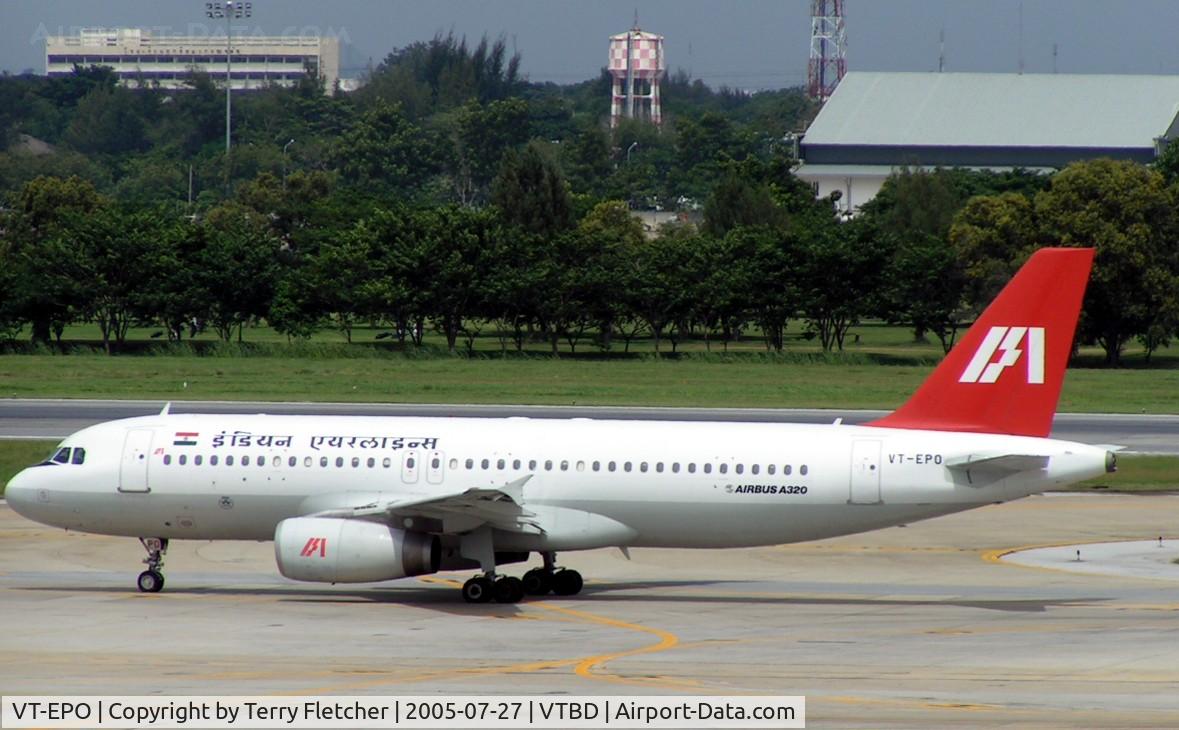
[
  {"left": 51, "top": 447, "right": 71, "bottom": 464},
  {"left": 71, "top": 448, "right": 86, "bottom": 465}
]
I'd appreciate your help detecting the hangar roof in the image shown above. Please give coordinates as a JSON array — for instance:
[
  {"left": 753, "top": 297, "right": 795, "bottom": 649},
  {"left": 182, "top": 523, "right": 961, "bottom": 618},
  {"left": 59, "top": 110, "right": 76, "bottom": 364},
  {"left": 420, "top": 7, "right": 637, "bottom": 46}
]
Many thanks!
[{"left": 803, "top": 72, "right": 1179, "bottom": 150}]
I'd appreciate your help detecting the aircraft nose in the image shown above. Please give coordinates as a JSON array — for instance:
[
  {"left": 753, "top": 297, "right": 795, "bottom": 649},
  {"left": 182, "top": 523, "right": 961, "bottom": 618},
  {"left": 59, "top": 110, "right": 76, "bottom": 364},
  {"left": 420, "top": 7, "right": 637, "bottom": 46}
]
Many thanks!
[{"left": 4, "top": 468, "right": 38, "bottom": 518}]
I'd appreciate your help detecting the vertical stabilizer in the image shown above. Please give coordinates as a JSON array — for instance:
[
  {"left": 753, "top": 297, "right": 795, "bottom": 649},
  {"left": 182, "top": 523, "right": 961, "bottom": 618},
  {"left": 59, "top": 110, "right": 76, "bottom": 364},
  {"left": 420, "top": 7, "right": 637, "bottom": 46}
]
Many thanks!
[{"left": 867, "top": 247, "right": 1094, "bottom": 437}]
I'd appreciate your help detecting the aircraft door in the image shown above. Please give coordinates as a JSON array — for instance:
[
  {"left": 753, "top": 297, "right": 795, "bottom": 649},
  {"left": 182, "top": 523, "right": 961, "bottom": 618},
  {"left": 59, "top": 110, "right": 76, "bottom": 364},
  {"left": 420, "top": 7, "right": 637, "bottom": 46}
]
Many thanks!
[
  {"left": 401, "top": 450, "right": 420, "bottom": 484},
  {"left": 849, "top": 439, "right": 882, "bottom": 504},
  {"left": 426, "top": 451, "right": 444, "bottom": 484},
  {"left": 119, "top": 428, "right": 154, "bottom": 493}
]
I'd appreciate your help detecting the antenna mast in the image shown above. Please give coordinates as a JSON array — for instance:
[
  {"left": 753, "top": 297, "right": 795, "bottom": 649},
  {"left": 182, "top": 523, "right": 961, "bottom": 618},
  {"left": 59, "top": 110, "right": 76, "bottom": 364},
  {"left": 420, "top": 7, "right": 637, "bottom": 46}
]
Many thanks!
[{"left": 808, "top": 0, "right": 847, "bottom": 101}]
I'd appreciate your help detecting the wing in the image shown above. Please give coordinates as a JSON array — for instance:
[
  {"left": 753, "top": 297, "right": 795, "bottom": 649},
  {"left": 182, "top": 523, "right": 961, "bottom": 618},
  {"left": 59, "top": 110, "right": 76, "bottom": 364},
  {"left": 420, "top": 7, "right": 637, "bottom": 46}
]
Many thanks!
[{"left": 310, "top": 475, "right": 542, "bottom": 534}]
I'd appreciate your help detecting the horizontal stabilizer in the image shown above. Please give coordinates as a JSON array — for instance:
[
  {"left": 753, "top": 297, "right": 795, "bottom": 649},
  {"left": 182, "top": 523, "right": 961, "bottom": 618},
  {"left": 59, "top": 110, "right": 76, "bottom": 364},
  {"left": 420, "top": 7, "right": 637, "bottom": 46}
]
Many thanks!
[{"left": 945, "top": 453, "right": 1050, "bottom": 475}]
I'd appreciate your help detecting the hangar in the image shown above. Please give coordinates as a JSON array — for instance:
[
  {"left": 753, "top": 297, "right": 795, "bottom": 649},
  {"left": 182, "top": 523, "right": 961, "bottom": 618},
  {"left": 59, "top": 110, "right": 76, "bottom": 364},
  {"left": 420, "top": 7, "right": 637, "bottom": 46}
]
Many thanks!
[{"left": 796, "top": 71, "right": 1179, "bottom": 214}]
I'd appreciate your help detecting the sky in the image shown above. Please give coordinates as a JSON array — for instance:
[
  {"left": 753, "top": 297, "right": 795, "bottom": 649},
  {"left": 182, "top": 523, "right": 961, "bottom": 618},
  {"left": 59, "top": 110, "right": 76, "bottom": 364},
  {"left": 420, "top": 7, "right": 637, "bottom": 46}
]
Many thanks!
[{"left": 3, "top": 0, "right": 1179, "bottom": 89}]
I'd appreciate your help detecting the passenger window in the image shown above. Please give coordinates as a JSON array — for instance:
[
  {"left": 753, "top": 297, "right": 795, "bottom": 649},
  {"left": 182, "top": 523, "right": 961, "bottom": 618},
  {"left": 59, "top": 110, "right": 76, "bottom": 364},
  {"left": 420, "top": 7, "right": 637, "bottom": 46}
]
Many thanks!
[
  {"left": 163, "top": 454, "right": 172, "bottom": 465},
  {"left": 466, "top": 458, "right": 474, "bottom": 469},
  {"left": 288, "top": 456, "right": 297, "bottom": 467},
  {"left": 432, "top": 457, "right": 441, "bottom": 469},
  {"left": 304, "top": 456, "right": 312, "bottom": 467},
  {"left": 688, "top": 463, "right": 696, "bottom": 473},
  {"left": 640, "top": 462, "right": 648, "bottom": 473},
  {"left": 497, "top": 459, "right": 505, "bottom": 470},
  {"left": 592, "top": 461, "right": 601, "bottom": 472},
  {"left": 735, "top": 464, "right": 744, "bottom": 475},
  {"left": 784, "top": 465, "right": 792, "bottom": 475},
  {"left": 226, "top": 455, "right": 234, "bottom": 466},
  {"left": 654, "top": 462, "right": 663, "bottom": 473},
  {"left": 800, "top": 465, "right": 809, "bottom": 476},
  {"left": 385, "top": 457, "right": 393, "bottom": 468},
  {"left": 481, "top": 458, "right": 490, "bottom": 470},
  {"left": 624, "top": 462, "right": 632, "bottom": 472},
  {"left": 672, "top": 462, "right": 680, "bottom": 473},
  {"left": 719, "top": 464, "right": 728, "bottom": 474},
  {"left": 513, "top": 459, "right": 521, "bottom": 470},
  {"left": 211, "top": 455, "right": 219, "bottom": 466},
  {"left": 449, "top": 458, "right": 458, "bottom": 470},
  {"left": 751, "top": 464, "right": 759, "bottom": 475},
  {"left": 367, "top": 457, "right": 375, "bottom": 468},
  {"left": 194, "top": 455, "right": 203, "bottom": 466},
  {"left": 576, "top": 461, "right": 585, "bottom": 472},
  {"left": 560, "top": 460, "right": 569, "bottom": 471},
  {"left": 320, "top": 456, "right": 328, "bottom": 467},
  {"left": 258, "top": 456, "right": 266, "bottom": 468},
  {"left": 768, "top": 465, "right": 776, "bottom": 475},
  {"left": 179, "top": 455, "right": 187, "bottom": 465},
  {"left": 335, "top": 457, "right": 344, "bottom": 467},
  {"left": 242, "top": 455, "right": 251, "bottom": 466},
  {"left": 407, "top": 456, "right": 416, "bottom": 469},
  {"left": 608, "top": 461, "right": 616, "bottom": 472},
  {"left": 528, "top": 460, "right": 537, "bottom": 470},
  {"left": 704, "top": 463, "right": 712, "bottom": 474},
  {"left": 71, "top": 448, "right": 86, "bottom": 465},
  {"left": 545, "top": 460, "right": 553, "bottom": 471},
  {"left": 351, "top": 457, "right": 360, "bottom": 468}
]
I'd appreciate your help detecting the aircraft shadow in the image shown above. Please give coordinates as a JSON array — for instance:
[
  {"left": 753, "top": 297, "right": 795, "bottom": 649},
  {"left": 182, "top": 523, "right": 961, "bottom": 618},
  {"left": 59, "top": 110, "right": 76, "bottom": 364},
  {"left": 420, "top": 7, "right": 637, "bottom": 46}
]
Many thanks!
[{"left": 12, "top": 578, "right": 1110, "bottom": 614}]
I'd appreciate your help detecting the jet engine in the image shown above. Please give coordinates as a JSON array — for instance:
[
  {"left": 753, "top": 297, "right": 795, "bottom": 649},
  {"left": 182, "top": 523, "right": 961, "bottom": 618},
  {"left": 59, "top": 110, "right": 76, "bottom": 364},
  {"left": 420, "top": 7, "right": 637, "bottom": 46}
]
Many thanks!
[{"left": 274, "top": 517, "right": 440, "bottom": 583}]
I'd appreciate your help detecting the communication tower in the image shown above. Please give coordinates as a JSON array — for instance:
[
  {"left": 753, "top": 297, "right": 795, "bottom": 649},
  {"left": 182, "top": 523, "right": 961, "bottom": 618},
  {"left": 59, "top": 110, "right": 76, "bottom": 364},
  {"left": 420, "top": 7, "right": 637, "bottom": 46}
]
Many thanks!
[
  {"left": 608, "top": 22, "right": 666, "bottom": 127},
  {"left": 808, "top": 0, "right": 847, "bottom": 101}
]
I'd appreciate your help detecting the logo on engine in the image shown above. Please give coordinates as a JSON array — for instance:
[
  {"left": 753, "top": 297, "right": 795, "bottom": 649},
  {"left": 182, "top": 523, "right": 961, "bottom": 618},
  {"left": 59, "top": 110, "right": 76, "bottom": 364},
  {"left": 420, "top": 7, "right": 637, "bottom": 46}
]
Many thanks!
[
  {"left": 300, "top": 537, "right": 327, "bottom": 558},
  {"left": 959, "top": 326, "right": 1045, "bottom": 384}
]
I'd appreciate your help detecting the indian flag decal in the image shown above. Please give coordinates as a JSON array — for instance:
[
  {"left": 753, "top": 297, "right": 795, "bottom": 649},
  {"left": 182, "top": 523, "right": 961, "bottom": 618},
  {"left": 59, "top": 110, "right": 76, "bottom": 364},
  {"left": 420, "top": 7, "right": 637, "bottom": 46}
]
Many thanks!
[{"left": 173, "top": 432, "right": 199, "bottom": 446}]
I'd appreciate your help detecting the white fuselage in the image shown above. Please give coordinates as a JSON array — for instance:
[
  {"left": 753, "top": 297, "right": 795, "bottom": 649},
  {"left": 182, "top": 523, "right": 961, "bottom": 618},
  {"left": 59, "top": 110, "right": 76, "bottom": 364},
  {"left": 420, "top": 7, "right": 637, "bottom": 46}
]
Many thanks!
[{"left": 6, "top": 414, "right": 1109, "bottom": 552}]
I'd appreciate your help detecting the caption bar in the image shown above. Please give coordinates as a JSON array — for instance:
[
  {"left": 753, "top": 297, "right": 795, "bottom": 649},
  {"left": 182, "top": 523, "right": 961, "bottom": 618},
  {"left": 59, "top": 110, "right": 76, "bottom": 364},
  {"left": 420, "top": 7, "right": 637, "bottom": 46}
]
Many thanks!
[{"left": 1, "top": 695, "right": 803, "bottom": 729}]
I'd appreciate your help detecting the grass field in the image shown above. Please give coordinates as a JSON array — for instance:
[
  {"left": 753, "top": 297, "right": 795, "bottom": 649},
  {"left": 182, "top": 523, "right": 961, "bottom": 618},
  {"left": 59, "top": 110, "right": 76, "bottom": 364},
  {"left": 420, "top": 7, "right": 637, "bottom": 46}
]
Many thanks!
[
  {"left": 6, "top": 354, "right": 1179, "bottom": 412},
  {"left": 0, "top": 440, "right": 1173, "bottom": 498}
]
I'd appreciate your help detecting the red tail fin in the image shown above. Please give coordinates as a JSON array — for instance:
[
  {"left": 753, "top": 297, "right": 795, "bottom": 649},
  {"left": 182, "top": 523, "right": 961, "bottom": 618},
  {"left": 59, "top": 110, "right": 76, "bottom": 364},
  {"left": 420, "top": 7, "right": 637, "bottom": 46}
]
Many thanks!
[{"left": 867, "top": 247, "right": 1094, "bottom": 437}]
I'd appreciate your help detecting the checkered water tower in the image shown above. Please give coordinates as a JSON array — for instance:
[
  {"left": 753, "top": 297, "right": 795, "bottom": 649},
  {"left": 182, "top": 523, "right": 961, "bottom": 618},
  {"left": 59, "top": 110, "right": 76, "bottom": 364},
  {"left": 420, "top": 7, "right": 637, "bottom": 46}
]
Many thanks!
[{"left": 608, "top": 24, "right": 666, "bottom": 127}]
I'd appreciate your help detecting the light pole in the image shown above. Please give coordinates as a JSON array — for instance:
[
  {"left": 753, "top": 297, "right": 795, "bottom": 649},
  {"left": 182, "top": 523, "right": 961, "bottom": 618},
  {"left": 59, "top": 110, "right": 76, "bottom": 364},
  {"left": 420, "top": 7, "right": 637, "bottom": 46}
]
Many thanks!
[
  {"left": 204, "top": 1, "right": 252, "bottom": 156},
  {"left": 282, "top": 138, "right": 295, "bottom": 189}
]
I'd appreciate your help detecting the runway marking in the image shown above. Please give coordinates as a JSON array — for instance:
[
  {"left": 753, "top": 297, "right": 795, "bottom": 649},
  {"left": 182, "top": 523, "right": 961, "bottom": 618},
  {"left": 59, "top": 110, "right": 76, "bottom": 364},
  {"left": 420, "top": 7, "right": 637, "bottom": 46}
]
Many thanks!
[
  {"left": 421, "top": 576, "right": 691, "bottom": 690},
  {"left": 983, "top": 538, "right": 1179, "bottom": 581}
]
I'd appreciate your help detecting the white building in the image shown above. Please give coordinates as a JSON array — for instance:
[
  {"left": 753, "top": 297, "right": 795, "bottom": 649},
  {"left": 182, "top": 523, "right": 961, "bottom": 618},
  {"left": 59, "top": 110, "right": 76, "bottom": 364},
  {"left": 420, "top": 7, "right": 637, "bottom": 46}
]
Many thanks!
[
  {"left": 796, "top": 72, "right": 1179, "bottom": 214},
  {"left": 46, "top": 28, "right": 340, "bottom": 94}
]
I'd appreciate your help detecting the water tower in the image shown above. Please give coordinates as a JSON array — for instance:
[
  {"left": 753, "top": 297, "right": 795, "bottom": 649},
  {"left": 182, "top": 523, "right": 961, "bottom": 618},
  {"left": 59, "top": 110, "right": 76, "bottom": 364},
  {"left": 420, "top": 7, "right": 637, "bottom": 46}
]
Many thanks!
[{"left": 608, "top": 22, "right": 666, "bottom": 127}]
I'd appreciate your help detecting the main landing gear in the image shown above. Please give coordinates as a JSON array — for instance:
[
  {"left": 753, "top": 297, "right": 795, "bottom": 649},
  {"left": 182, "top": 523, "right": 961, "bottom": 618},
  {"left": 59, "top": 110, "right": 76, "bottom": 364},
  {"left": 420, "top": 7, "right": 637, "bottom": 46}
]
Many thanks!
[
  {"left": 461, "top": 552, "right": 583, "bottom": 604},
  {"left": 136, "top": 537, "right": 168, "bottom": 593}
]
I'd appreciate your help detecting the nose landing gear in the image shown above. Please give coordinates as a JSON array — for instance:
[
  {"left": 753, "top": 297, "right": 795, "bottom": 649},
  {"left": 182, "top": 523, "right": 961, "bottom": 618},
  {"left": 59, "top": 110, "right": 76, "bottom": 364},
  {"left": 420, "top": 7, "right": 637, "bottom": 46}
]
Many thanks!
[{"left": 136, "top": 537, "right": 168, "bottom": 593}]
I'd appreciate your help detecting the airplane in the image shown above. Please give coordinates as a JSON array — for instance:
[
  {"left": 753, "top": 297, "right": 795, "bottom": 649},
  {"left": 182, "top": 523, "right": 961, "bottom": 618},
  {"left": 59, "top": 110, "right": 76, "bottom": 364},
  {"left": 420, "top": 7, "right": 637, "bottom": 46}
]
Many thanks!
[{"left": 4, "top": 247, "right": 1114, "bottom": 604}]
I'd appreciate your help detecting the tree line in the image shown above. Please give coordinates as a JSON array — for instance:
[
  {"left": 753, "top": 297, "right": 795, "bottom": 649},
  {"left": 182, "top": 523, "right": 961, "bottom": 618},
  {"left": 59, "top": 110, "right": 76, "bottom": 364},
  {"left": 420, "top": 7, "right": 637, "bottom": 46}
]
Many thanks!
[
  {"left": 2, "top": 152, "right": 1177, "bottom": 364},
  {"left": 1, "top": 34, "right": 1178, "bottom": 363}
]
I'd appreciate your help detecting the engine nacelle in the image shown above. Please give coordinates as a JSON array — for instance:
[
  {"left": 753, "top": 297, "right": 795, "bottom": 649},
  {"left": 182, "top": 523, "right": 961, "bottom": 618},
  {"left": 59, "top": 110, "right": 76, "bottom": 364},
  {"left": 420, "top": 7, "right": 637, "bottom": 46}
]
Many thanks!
[{"left": 274, "top": 517, "right": 440, "bottom": 584}]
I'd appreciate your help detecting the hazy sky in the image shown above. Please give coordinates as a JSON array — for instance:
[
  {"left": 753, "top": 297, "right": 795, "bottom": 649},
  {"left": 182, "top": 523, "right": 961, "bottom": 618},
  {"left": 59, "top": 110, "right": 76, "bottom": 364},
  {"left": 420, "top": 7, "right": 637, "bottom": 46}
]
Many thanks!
[{"left": 4, "top": 1, "right": 1179, "bottom": 89}]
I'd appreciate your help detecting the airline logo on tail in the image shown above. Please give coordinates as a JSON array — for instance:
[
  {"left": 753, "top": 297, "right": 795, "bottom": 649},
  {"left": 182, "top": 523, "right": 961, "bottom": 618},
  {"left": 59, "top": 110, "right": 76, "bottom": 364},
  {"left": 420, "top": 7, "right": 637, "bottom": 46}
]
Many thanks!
[{"left": 959, "top": 326, "right": 1045, "bottom": 385}]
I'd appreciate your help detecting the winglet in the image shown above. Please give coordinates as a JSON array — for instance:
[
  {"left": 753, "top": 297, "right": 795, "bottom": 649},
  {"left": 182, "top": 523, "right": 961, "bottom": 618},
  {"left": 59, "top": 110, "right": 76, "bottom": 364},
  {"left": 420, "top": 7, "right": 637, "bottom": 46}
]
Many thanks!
[{"left": 867, "top": 247, "right": 1095, "bottom": 437}]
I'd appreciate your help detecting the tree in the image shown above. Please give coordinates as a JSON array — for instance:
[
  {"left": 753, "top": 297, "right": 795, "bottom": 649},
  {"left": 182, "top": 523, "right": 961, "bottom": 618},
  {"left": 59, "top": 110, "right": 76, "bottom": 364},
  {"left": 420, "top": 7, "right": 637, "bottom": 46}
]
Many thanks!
[
  {"left": 702, "top": 172, "right": 785, "bottom": 237},
  {"left": 948, "top": 192, "right": 1039, "bottom": 316},
  {"left": 1035, "top": 159, "right": 1179, "bottom": 365},
  {"left": 793, "top": 219, "right": 880, "bottom": 352},
  {"left": 445, "top": 98, "right": 530, "bottom": 205},
  {"left": 197, "top": 204, "right": 285, "bottom": 341},
  {"left": 334, "top": 101, "right": 438, "bottom": 192},
  {"left": 5, "top": 176, "right": 106, "bottom": 343},
  {"left": 491, "top": 141, "right": 573, "bottom": 238},
  {"left": 63, "top": 86, "right": 148, "bottom": 155},
  {"left": 1155, "top": 139, "right": 1179, "bottom": 186}
]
